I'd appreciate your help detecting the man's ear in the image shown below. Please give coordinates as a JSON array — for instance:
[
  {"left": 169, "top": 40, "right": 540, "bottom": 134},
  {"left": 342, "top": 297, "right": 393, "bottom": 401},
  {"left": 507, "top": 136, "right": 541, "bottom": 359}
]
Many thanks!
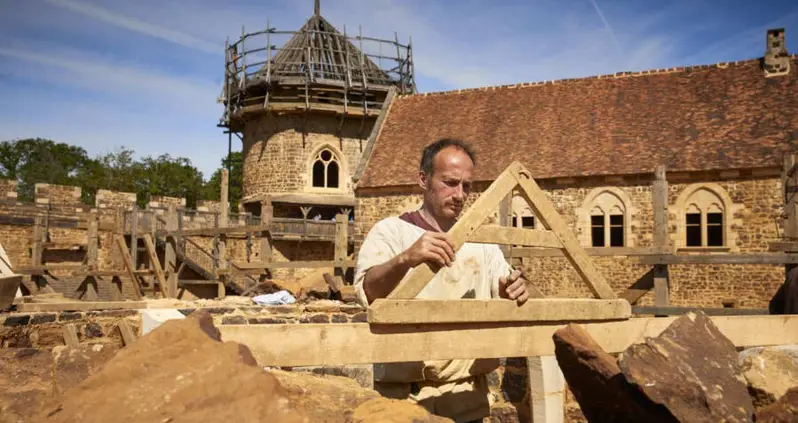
[{"left": 418, "top": 171, "right": 428, "bottom": 191}]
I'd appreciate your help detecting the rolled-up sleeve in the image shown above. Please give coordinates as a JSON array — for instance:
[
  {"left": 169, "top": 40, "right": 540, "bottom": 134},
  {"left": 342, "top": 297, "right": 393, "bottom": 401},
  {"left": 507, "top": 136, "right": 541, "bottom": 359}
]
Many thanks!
[{"left": 354, "top": 219, "right": 401, "bottom": 307}]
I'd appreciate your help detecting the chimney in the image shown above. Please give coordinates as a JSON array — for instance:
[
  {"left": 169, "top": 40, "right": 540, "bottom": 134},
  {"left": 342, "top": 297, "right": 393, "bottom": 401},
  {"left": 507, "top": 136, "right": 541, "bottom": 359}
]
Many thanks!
[{"left": 764, "top": 28, "right": 790, "bottom": 77}]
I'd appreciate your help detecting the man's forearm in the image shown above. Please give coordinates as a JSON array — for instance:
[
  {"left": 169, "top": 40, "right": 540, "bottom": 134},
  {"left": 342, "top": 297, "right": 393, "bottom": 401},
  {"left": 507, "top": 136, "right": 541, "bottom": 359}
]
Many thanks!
[{"left": 362, "top": 252, "right": 413, "bottom": 304}]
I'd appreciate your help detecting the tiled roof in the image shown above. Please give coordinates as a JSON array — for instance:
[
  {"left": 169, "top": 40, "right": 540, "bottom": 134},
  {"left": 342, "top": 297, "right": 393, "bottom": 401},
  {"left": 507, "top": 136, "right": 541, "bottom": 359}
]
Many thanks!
[{"left": 357, "top": 57, "right": 798, "bottom": 188}]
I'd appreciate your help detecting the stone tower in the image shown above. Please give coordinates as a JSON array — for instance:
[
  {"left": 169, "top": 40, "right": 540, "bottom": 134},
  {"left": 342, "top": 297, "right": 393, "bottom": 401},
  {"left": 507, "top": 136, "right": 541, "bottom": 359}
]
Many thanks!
[{"left": 219, "top": 0, "right": 415, "bottom": 221}]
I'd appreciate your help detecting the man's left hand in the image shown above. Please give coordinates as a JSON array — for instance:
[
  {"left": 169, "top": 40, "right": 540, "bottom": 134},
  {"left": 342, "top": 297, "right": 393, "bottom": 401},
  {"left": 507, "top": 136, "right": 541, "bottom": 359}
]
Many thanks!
[{"left": 499, "top": 269, "right": 529, "bottom": 304}]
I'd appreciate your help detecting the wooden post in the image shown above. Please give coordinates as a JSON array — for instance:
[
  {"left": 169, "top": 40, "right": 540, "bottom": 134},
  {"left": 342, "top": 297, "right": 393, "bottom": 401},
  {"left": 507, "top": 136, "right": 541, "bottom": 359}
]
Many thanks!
[
  {"left": 130, "top": 208, "right": 138, "bottom": 270},
  {"left": 85, "top": 211, "right": 99, "bottom": 301},
  {"left": 498, "top": 193, "right": 512, "bottom": 259},
  {"left": 528, "top": 355, "right": 565, "bottom": 423},
  {"left": 213, "top": 213, "right": 220, "bottom": 273},
  {"left": 334, "top": 213, "right": 348, "bottom": 287},
  {"left": 220, "top": 168, "right": 229, "bottom": 228},
  {"left": 782, "top": 154, "right": 798, "bottom": 277},
  {"left": 652, "top": 165, "right": 670, "bottom": 309},
  {"left": 261, "top": 201, "right": 273, "bottom": 275},
  {"left": 31, "top": 215, "right": 43, "bottom": 269}
]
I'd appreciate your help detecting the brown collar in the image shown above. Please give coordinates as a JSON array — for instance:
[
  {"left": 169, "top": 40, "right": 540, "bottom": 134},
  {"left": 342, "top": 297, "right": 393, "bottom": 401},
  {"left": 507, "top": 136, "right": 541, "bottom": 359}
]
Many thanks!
[{"left": 398, "top": 211, "right": 440, "bottom": 232}]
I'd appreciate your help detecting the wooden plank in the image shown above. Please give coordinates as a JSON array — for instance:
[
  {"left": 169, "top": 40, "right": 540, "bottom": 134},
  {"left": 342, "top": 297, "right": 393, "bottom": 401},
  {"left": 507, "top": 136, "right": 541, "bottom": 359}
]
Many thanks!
[
  {"left": 769, "top": 241, "right": 798, "bottom": 253},
  {"left": 386, "top": 165, "right": 521, "bottom": 299},
  {"left": 117, "top": 320, "right": 137, "bottom": 346},
  {"left": 513, "top": 168, "right": 616, "bottom": 299},
  {"left": 368, "top": 299, "right": 631, "bottom": 324},
  {"left": 115, "top": 235, "right": 142, "bottom": 300},
  {"left": 219, "top": 315, "right": 798, "bottom": 367},
  {"left": 142, "top": 234, "right": 171, "bottom": 298},
  {"left": 652, "top": 165, "right": 669, "bottom": 248},
  {"left": 620, "top": 268, "right": 654, "bottom": 304},
  {"left": 18, "top": 300, "right": 147, "bottom": 312},
  {"left": 467, "top": 226, "right": 563, "bottom": 248},
  {"left": 510, "top": 246, "right": 670, "bottom": 258},
  {"left": 229, "top": 260, "right": 356, "bottom": 270},
  {"left": 62, "top": 324, "right": 79, "bottom": 347},
  {"left": 172, "top": 225, "right": 269, "bottom": 237},
  {"left": 632, "top": 306, "right": 769, "bottom": 316},
  {"left": 334, "top": 213, "right": 348, "bottom": 287},
  {"left": 14, "top": 264, "right": 84, "bottom": 273},
  {"left": 639, "top": 253, "right": 798, "bottom": 265},
  {"left": 0, "top": 275, "right": 22, "bottom": 309}
]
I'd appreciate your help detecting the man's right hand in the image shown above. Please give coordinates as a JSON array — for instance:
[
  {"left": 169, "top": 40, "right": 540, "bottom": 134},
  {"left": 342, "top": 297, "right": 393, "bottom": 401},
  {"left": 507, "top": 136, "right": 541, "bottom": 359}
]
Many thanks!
[{"left": 399, "top": 232, "right": 457, "bottom": 268}]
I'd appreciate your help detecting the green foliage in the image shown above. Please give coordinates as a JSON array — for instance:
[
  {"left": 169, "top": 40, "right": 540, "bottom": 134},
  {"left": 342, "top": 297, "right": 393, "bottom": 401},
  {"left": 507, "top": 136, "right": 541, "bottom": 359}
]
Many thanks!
[
  {"left": 0, "top": 138, "right": 243, "bottom": 210},
  {"left": 201, "top": 151, "right": 244, "bottom": 209}
]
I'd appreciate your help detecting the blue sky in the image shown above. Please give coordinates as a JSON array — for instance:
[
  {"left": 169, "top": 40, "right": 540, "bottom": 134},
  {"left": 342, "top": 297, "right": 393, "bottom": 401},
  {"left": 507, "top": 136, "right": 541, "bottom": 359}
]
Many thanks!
[{"left": 1, "top": 0, "right": 796, "bottom": 180}]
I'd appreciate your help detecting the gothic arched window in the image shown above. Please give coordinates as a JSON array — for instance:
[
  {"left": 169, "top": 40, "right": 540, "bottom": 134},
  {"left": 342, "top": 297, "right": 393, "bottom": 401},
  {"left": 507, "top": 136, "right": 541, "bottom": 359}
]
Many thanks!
[{"left": 311, "top": 148, "right": 340, "bottom": 189}]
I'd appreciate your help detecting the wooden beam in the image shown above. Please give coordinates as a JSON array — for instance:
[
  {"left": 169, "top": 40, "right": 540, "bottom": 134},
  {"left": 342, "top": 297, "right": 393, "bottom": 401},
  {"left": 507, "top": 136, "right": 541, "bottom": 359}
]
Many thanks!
[
  {"left": 367, "top": 299, "right": 631, "bottom": 324},
  {"left": 639, "top": 253, "right": 798, "bottom": 265},
  {"left": 229, "top": 260, "right": 356, "bottom": 270},
  {"left": 510, "top": 246, "right": 670, "bottom": 258},
  {"left": 115, "top": 235, "right": 143, "bottom": 300},
  {"left": 142, "top": 234, "right": 171, "bottom": 298},
  {"left": 62, "top": 324, "right": 79, "bottom": 347},
  {"left": 219, "top": 315, "right": 798, "bottom": 367},
  {"left": 467, "top": 226, "right": 563, "bottom": 248},
  {"left": 632, "top": 306, "right": 769, "bottom": 316},
  {"left": 386, "top": 165, "right": 521, "bottom": 299},
  {"left": 117, "top": 320, "right": 137, "bottom": 346},
  {"left": 620, "top": 268, "right": 654, "bottom": 305},
  {"left": 220, "top": 168, "right": 229, "bottom": 227},
  {"left": 14, "top": 264, "right": 84, "bottom": 274},
  {"left": 783, "top": 154, "right": 798, "bottom": 240},
  {"left": 17, "top": 300, "right": 147, "bottom": 312},
  {"left": 334, "top": 213, "right": 348, "bottom": 287},
  {"left": 513, "top": 168, "right": 616, "bottom": 299}
]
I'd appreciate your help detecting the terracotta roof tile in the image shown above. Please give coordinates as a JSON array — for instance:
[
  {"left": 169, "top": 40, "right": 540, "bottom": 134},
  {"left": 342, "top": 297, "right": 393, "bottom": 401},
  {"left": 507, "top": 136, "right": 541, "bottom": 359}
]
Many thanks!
[{"left": 357, "top": 57, "right": 798, "bottom": 188}]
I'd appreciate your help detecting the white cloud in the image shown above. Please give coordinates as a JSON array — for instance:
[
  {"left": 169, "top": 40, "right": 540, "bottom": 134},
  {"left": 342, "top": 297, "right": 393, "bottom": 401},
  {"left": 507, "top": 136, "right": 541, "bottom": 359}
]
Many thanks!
[
  {"left": 44, "top": 0, "right": 220, "bottom": 54},
  {"left": 0, "top": 44, "right": 222, "bottom": 114}
]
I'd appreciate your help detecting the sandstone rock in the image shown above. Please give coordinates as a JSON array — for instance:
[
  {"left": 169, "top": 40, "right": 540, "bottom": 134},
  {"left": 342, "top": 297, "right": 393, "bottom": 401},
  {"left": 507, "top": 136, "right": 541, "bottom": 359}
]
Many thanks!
[
  {"left": 739, "top": 345, "right": 798, "bottom": 408},
  {"left": 34, "top": 310, "right": 443, "bottom": 423},
  {"left": 619, "top": 311, "right": 755, "bottom": 423},
  {"left": 0, "top": 344, "right": 118, "bottom": 423},
  {"left": 756, "top": 386, "right": 798, "bottom": 423},
  {"left": 33, "top": 311, "right": 303, "bottom": 423},
  {"left": 552, "top": 324, "right": 674, "bottom": 422},
  {"left": 350, "top": 397, "right": 452, "bottom": 422}
]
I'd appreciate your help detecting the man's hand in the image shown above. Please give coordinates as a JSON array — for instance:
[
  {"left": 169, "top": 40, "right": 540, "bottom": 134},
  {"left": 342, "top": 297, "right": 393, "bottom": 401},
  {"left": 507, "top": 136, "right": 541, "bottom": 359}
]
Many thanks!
[
  {"left": 399, "top": 231, "right": 456, "bottom": 269},
  {"left": 499, "top": 269, "right": 530, "bottom": 304}
]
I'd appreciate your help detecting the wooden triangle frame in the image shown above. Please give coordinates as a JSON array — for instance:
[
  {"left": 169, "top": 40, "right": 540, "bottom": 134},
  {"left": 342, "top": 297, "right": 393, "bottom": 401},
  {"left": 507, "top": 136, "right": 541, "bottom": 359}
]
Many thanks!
[{"left": 385, "top": 161, "right": 616, "bottom": 300}]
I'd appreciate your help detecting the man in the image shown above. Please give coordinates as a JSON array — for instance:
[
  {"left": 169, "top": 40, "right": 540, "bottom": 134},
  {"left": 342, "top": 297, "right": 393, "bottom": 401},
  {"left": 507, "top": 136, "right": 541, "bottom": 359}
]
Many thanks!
[{"left": 354, "top": 138, "right": 530, "bottom": 422}]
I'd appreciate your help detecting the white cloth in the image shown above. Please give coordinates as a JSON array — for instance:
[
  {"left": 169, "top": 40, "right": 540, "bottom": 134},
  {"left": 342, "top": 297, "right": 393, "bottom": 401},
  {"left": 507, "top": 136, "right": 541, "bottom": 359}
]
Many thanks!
[
  {"left": 252, "top": 290, "right": 296, "bottom": 306},
  {"left": 354, "top": 215, "right": 511, "bottom": 384}
]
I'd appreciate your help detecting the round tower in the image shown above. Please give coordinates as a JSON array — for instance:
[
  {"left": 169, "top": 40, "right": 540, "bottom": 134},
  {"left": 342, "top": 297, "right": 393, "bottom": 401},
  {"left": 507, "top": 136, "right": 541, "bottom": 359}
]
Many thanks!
[{"left": 219, "top": 0, "right": 415, "bottom": 221}]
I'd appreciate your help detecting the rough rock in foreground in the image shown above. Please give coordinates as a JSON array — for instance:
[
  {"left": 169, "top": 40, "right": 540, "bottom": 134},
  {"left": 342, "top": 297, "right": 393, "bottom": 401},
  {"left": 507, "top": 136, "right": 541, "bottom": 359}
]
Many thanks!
[
  {"left": 552, "top": 324, "right": 675, "bottom": 423},
  {"left": 32, "top": 311, "right": 447, "bottom": 423},
  {"left": 619, "top": 312, "right": 754, "bottom": 423},
  {"left": 554, "top": 311, "right": 756, "bottom": 423},
  {"left": 739, "top": 345, "right": 798, "bottom": 408},
  {"left": 0, "top": 344, "right": 118, "bottom": 423},
  {"left": 756, "top": 386, "right": 798, "bottom": 423}
]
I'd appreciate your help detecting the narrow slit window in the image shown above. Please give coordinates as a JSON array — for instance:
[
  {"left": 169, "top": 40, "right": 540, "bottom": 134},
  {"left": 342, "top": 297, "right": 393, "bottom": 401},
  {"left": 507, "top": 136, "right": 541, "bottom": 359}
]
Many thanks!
[
  {"left": 591, "top": 215, "right": 605, "bottom": 247},
  {"left": 706, "top": 212, "right": 723, "bottom": 246},
  {"left": 511, "top": 216, "right": 518, "bottom": 228},
  {"left": 609, "top": 214, "right": 624, "bottom": 247},
  {"left": 686, "top": 213, "right": 702, "bottom": 247}
]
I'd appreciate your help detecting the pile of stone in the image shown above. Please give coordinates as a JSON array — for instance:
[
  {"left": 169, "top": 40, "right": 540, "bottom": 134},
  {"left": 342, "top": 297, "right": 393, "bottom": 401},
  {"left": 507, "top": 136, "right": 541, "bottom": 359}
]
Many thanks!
[
  {"left": 553, "top": 311, "right": 798, "bottom": 422},
  {"left": 14, "top": 310, "right": 449, "bottom": 423}
]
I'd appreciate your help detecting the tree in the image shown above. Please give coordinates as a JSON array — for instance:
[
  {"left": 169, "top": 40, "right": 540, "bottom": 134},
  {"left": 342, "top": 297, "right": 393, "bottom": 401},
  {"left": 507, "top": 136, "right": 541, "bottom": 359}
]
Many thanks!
[
  {"left": 133, "top": 154, "right": 205, "bottom": 208},
  {"left": 202, "top": 152, "right": 244, "bottom": 211},
  {"left": 0, "top": 138, "right": 92, "bottom": 202}
]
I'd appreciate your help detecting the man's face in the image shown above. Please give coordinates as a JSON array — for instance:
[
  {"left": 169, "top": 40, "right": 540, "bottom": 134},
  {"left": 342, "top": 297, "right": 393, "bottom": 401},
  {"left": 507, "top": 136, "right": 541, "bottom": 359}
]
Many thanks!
[{"left": 419, "top": 146, "right": 474, "bottom": 220}]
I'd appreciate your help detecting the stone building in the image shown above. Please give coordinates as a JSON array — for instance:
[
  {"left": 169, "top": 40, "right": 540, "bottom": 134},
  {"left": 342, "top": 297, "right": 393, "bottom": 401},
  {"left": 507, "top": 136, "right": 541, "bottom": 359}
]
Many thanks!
[{"left": 351, "top": 28, "right": 797, "bottom": 308}]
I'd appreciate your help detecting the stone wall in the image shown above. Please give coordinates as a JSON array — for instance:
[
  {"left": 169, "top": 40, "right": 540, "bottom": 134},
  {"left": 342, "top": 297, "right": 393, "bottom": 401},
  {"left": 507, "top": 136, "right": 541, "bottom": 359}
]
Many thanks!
[
  {"left": 149, "top": 195, "right": 186, "bottom": 209},
  {"left": 96, "top": 189, "right": 136, "bottom": 210},
  {"left": 242, "top": 113, "right": 375, "bottom": 200},
  {"left": 355, "top": 174, "right": 786, "bottom": 308},
  {"left": 0, "top": 179, "right": 17, "bottom": 199},
  {"left": 34, "top": 183, "right": 81, "bottom": 205}
]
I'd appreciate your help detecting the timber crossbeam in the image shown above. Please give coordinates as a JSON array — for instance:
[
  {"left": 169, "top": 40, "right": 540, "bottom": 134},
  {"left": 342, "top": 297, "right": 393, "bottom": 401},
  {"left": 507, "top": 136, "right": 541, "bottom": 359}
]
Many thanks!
[{"left": 219, "top": 315, "right": 798, "bottom": 367}]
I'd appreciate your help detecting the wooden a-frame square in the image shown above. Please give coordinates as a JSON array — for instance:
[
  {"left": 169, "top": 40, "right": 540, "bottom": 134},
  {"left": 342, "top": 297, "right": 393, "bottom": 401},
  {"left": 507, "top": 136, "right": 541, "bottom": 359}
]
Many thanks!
[{"left": 384, "top": 161, "right": 616, "bottom": 300}]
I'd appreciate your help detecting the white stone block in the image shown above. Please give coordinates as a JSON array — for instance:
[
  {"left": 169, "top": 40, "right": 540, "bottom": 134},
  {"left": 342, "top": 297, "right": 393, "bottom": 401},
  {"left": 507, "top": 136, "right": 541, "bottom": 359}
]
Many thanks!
[{"left": 141, "top": 309, "right": 185, "bottom": 335}]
